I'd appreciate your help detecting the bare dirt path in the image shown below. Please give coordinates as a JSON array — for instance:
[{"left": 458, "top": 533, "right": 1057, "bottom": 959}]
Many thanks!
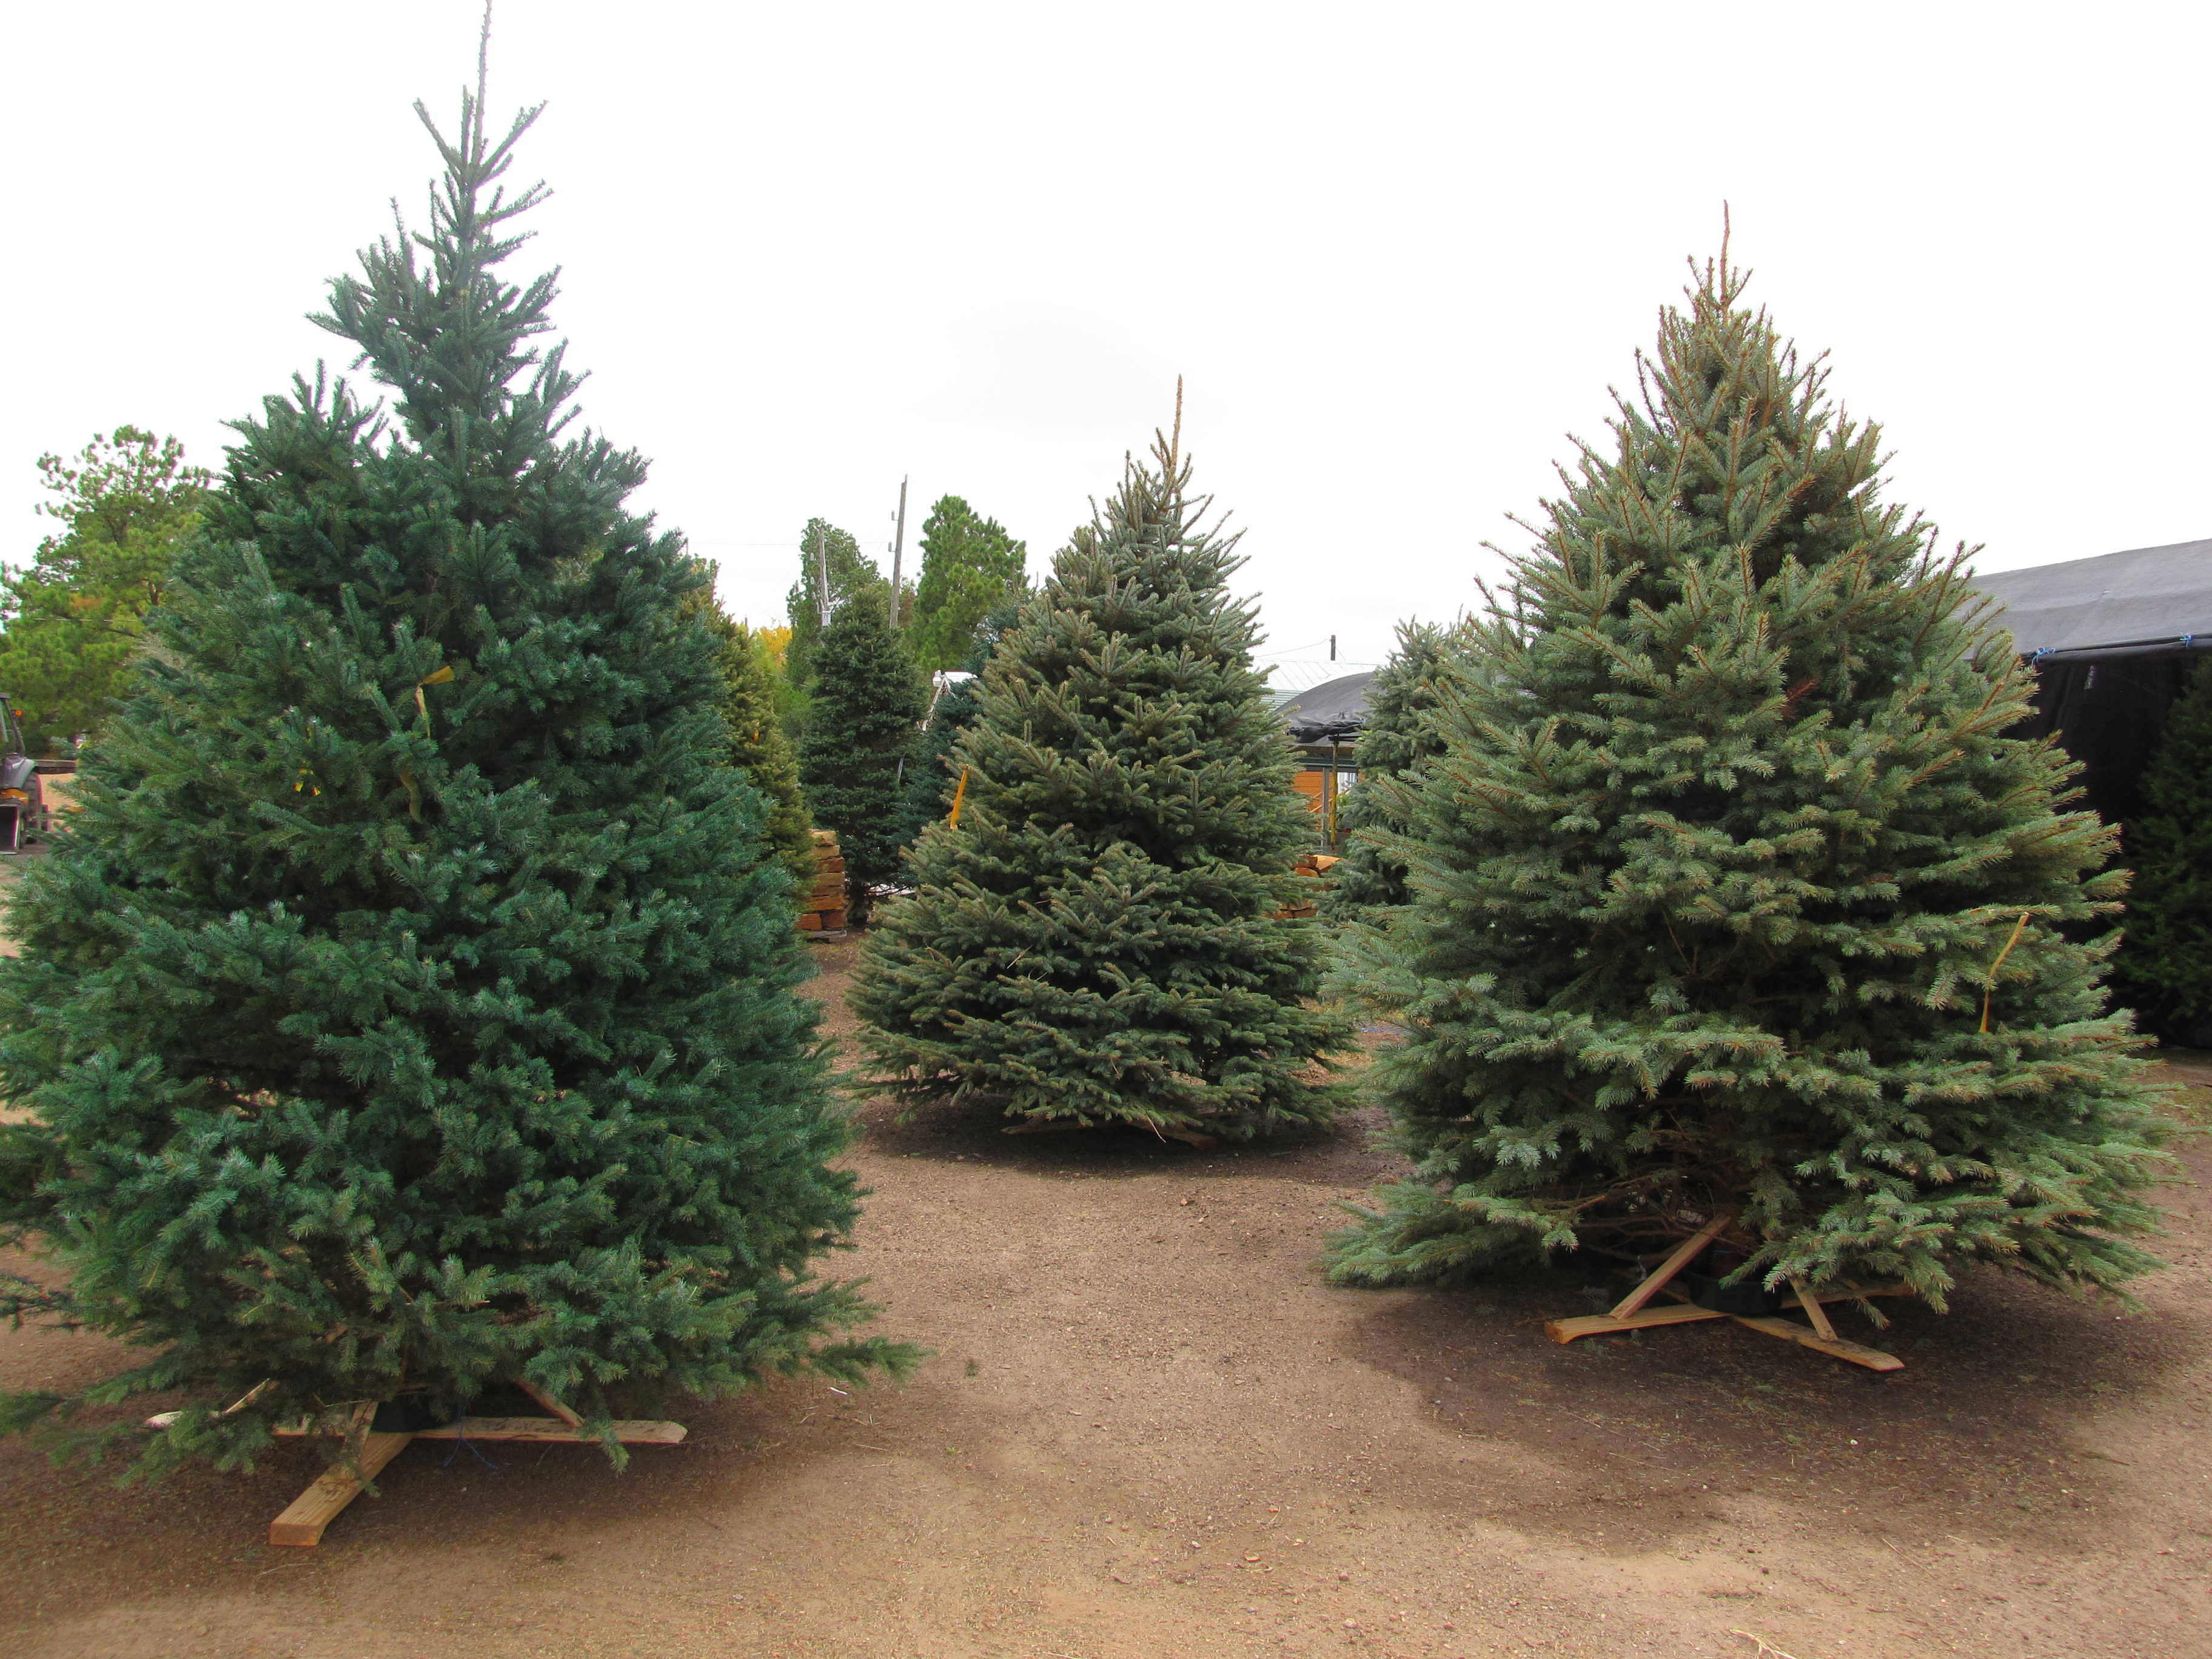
[{"left": 1, "top": 932, "right": 2206, "bottom": 1659}]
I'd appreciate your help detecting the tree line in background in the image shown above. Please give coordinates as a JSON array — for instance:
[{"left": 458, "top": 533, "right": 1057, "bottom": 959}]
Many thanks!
[
  {"left": 0, "top": 62, "right": 2196, "bottom": 1488},
  {"left": 0, "top": 436, "right": 1033, "bottom": 924}
]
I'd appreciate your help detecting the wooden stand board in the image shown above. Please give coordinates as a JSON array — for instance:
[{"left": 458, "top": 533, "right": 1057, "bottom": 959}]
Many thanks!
[
  {"left": 1544, "top": 1217, "right": 1908, "bottom": 1372},
  {"left": 268, "top": 1427, "right": 414, "bottom": 1547},
  {"left": 150, "top": 1385, "right": 686, "bottom": 1547}
]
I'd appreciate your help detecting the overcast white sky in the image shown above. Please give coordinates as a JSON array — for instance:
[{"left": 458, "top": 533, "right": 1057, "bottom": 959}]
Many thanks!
[{"left": 5, "top": 3, "right": 2207, "bottom": 683}]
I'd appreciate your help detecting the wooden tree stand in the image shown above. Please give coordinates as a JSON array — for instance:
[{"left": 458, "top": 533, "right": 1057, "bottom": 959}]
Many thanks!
[
  {"left": 152, "top": 1381, "right": 686, "bottom": 1547},
  {"left": 1544, "top": 1213, "right": 1910, "bottom": 1372}
]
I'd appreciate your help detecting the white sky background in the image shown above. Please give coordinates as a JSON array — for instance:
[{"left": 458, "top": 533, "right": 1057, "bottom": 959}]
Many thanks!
[{"left": 4, "top": 3, "right": 2207, "bottom": 682}]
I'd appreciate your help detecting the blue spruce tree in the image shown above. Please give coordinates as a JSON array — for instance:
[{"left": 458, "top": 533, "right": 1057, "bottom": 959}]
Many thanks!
[
  {"left": 1328, "top": 255, "right": 2169, "bottom": 1307},
  {"left": 852, "top": 422, "right": 1348, "bottom": 1141},
  {"left": 0, "top": 83, "right": 910, "bottom": 1480}
]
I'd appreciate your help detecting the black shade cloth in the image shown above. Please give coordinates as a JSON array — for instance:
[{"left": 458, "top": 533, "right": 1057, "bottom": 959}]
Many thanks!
[
  {"left": 2012, "top": 655, "right": 2202, "bottom": 830},
  {"left": 1971, "top": 538, "right": 2212, "bottom": 658},
  {"left": 1277, "top": 671, "right": 1376, "bottom": 743},
  {"left": 1970, "top": 539, "right": 2212, "bottom": 831}
]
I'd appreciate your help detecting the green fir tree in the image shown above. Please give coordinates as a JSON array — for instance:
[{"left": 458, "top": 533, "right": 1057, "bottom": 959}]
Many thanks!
[
  {"left": 689, "top": 590, "right": 814, "bottom": 890},
  {"left": 0, "top": 85, "right": 910, "bottom": 1481},
  {"left": 2113, "top": 661, "right": 2212, "bottom": 1046},
  {"left": 905, "top": 495, "right": 1027, "bottom": 672},
  {"left": 1327, "top": 256, "right": 2168, "bottom": 1307},
  {"left": 851, "top": 425, "right": 1349, "bottom": 1141},
  {"left": 1319, "top": 620, "right": 1463, "bottom": 922},
  {"left": 0, "top": 427, "right": 210, "bottom": 754},
  {"left": 797, "top": 586, "right": 925, "bottom": 925}
]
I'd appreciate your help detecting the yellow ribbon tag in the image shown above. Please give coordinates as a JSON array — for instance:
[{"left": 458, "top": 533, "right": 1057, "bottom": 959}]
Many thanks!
[
  {"left": 948, "top": 766, "right": 970, "bottom": 828},
  {"left": 414, "top": 665, "right": 455, "bottom": 732}
]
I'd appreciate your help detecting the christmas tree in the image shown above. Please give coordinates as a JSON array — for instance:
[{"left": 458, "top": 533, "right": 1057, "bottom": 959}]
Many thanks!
[
  {"left": 797, "top": 586, "right": 925, "bottom": 925},
  {"left": 0, "top": 81, "right": 911, "bottom": 1480},
  {"left": 1327, "top": 255, "right": 2168, "bottom": 1306},
  {"left": 1319, "top": 619, "right": 1462, "bottom": 922},
  {"left": 2113, "top": 662, "right": 2212, "bottom": 1045},
  {"left": 689, "top": 591, "right": 814, "bottom": 890},
  {"left": 851, "top": 417, "right": 1349, "bottom": 1141},
  {"left": 905, "top": 495, "right": 1027, "bottom": 672}
]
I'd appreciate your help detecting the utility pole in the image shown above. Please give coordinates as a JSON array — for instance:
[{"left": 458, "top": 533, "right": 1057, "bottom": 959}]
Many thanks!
[
  {"left": 1329, "top": 634, "right": 1337, "bottom": 662},
  {"left": 889, "top": 475, "right": 910, "bottom": 628},
  {"left": 814, "top": 522, "right": 831, "bottom": 629}
]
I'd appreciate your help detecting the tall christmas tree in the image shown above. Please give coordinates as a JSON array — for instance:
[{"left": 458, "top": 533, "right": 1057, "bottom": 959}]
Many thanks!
[
  {"left": 1319, "top": 619, "right": 1462, "bottom": 922},
  {"left": 2113, "top": 662, "right": 2212, "bottom": 1045},
  {"left": 1327, "top": 255, "right": 2168, "bottom": 1306},
  {"left": 689, "top": 590, "right": 814, "bottom": 889},
  {"left": 797, "top": 586, "right": 925, "bottom": 925},
  {"left": 0, "top": 81, "right": 909, "bottom": 1480},
  {"left": 851, "top": 417, "right": 1349, "bottom": 1141}
]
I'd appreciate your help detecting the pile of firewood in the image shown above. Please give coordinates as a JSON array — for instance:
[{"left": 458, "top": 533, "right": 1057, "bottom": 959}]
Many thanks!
[
  {"left": 797, "top": 828, "right": 848, "bottom": 936},
  {"left": 1278, "top": 851, "right": 1341, "bottom": 919}
]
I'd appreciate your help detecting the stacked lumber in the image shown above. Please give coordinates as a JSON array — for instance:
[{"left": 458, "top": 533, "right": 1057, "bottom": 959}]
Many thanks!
[
  {"left": 797, "top": 827, "right": 848, "bottom": 936},
  {"left": 1278, "top": 851, "right": 1341, "bottom": 919}
]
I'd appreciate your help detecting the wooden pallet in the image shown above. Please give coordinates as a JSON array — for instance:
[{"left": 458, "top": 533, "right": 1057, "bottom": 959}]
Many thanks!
[
  {"left": 1543, "top": 1213, "right": 1908, "bottom": 1372},
  {"left": 798, "top": 829, "right": 849, "bottom": 936}
]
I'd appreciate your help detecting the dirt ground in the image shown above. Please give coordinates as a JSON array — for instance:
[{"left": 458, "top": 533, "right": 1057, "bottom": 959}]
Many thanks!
[{"left": 2, "top": 928, "right": 2208, "bottom": 1659}]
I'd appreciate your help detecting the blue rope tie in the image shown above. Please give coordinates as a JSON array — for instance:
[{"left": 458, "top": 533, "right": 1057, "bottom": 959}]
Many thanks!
[{"left": 441, "top": 1407, "right": 500, "bottom": 1471}]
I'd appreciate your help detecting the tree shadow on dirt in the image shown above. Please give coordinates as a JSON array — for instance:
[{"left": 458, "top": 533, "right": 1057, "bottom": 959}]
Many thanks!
[
  {"left": 849, "top": 1088, "right": 1391, "bottom": 1188},
  {"left": 1333, "top": 1246, "right": 2202, "bottom": 1563},
  {"left": 0, "top": 1318, "right": 995, "bottom": 1643}
]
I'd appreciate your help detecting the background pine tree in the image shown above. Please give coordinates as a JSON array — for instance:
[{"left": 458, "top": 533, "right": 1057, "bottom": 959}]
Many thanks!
[
  {"left": 1326, "top": 257, "right": 2168, "bottom": 1306},
  {"left": 905, "top": 495, "right": 1027, "bottom": 672},
  {"left": 0, "top": 427, "right": 210, "bottom": 754},
  {"left": 0, "top": 88, "right": 910, "bottom": 1478},
  {"left": 797, "top": 586, "right": 925, "bottom": 925},
  {"left": 1319, "top": 619, "right": 1462, "bottom": 922},
  {"left": 689, "top": 591, "right": 815, "bottom": 890},
  {"left": 2113, "top": 661, "right": 2212, "bottom": 1045},
  {"left": 897, "top": 593, "right": 1024, "bottom": 842},
  {"left": 851, "top": 427, "right": 1349, "bottom": 1141},
  {"left": 784, "top": 518, "right": 888, "bottom": 696}
]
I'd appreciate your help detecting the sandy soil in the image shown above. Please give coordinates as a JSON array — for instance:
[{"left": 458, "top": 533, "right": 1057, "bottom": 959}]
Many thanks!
[{"left": 2, "top": 929, "right": 2207, "bottom": 1659}]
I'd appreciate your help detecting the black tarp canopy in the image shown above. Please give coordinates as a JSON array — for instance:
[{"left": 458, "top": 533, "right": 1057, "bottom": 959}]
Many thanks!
[
  {"left": 1970, "top": 537, "right": 2212, "bottom": 827},
  {"left": 1275, "top": 671, "right": 1376, "bottom": 745},
  {"left": 1971, "top": 537, "right": 2212, "bottom": 663}
]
